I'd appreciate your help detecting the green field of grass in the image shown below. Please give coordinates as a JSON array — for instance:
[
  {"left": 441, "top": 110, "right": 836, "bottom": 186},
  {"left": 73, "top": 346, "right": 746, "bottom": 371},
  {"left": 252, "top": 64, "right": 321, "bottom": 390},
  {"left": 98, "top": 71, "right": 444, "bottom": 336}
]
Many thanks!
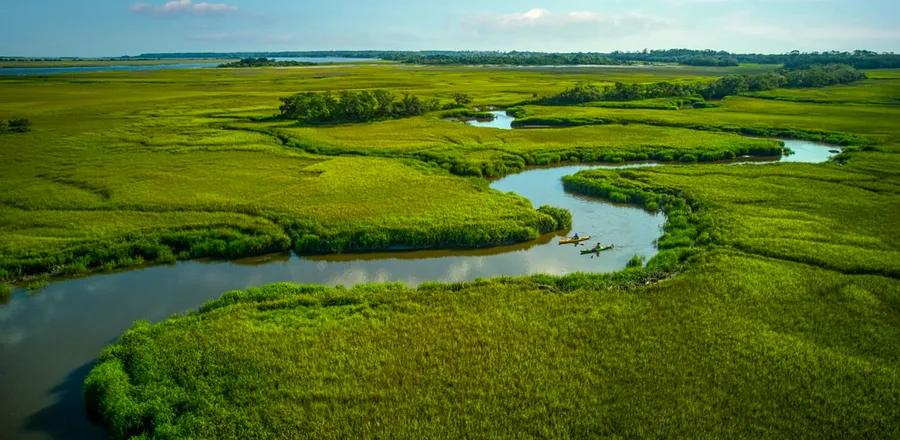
[
  {"left": 2, "top": 62, "right": 899, "bottom": 438},
  {"left": 744, "top": 69, "right": 900, "bottom": 105},
  {"left": 0, "top": 64, "right": 788, "bottom": 280},
  {"left": 86, "top": 251, "right": 900, "bottom": 438},
  {"left": 252, "top": 118, "right": 780, "bottom": 175},
  {"left": 514, "top": 71, "right": 900, "bottom": 147}
]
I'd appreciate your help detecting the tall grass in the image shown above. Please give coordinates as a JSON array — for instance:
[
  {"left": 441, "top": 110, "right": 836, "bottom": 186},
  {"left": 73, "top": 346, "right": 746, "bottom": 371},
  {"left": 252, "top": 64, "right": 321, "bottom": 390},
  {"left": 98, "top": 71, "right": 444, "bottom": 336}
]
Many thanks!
[
  {"left": 61, "top": 63, "right": 900, "bottom": 438},
  {"left": 0, "top": 64, "right": 794, "bottom": 280}
]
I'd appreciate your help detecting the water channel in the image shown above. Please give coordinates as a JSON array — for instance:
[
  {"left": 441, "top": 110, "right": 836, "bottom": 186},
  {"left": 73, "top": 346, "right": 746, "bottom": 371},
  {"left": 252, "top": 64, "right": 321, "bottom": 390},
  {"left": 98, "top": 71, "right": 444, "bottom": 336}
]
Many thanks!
[{"left": 0, "top": 111, "right": 840, "bottom": 439}]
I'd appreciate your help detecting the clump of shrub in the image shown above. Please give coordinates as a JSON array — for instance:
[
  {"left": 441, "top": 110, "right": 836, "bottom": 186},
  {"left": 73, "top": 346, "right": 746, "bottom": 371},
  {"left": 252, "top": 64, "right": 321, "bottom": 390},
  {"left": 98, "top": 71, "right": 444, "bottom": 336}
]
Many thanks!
[
  {"left": 626, "top": 255, "right": 644, "bottom": 268},
  {"left": 26, "top": 277, "right": 49, "bottom": 293},
  {"left": 0, "top": 283, "right": 12, "bottom": 302},
  {"left": 441, "top": 93, "right": 472, "bottom": 109},
  {"left": 537, "top": 205, "right": 573, "bottom": 231},
  {"left": 0, "top": 117, "right": 31, "bottom": 134},
  {"left": 219, "top": 57, "right": 315, "bottom": 68},
  {"left": 532, "top": 64, "right": 866, "bottom": 105},
  {"left": 0, "top": 228, "right": 291, "bottom": 282}
]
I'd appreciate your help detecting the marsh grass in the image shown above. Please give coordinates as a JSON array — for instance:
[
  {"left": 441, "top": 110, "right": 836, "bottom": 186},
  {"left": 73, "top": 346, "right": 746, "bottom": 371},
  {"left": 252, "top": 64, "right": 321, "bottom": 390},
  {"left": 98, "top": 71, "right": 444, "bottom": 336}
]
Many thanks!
[
  {"left": 0, "top": 64, "right": 794, "bottom": 280},
  {"left": 57, "top": 64, "right": 900, "bottom": 438},
  {"left": 0, "top": 283, "right": 11, "bottom": 302},
  {"left": 85, "top": 252, "right": 900, "bottom": 439}
]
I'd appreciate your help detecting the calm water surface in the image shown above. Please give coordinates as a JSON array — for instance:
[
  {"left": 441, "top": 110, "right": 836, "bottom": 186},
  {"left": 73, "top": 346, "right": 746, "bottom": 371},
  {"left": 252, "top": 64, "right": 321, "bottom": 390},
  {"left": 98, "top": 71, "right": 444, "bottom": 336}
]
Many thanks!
[
  {"left": 0, "top": 123, "right": 840, "bottom": 439},
  {"left": 0, "top": 63, "right": 220, "bottom": 76},
  {"left": 0, "top": 57, "right": 377, "bottom": 76},
  {"left": 466, "top": 111, "right": 516, "bottom": 130}
]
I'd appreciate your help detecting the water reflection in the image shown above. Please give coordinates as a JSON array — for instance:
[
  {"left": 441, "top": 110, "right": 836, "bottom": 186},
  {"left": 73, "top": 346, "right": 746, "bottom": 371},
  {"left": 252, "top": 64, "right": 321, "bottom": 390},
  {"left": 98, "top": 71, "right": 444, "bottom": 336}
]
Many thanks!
[
  {"left": 465, "top": 111, "right": 515, "bottom": 130},
  {"left": 0, "top": 63, "right": 220, "bottom": 76}
]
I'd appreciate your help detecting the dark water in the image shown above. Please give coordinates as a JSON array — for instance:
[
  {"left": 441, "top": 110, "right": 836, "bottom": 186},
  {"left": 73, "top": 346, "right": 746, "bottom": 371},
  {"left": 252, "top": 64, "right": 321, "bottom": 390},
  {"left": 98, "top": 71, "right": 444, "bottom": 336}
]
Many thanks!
[{"left": 0, "top": 138, "right": 841, "bottom": 439}]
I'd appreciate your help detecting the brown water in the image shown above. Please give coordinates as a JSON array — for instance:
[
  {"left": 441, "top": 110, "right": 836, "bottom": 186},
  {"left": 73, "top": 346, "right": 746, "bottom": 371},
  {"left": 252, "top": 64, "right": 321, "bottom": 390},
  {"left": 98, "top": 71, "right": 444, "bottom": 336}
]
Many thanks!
[{"left": 0, "top": 139, "right": 840, "bottom": 439}]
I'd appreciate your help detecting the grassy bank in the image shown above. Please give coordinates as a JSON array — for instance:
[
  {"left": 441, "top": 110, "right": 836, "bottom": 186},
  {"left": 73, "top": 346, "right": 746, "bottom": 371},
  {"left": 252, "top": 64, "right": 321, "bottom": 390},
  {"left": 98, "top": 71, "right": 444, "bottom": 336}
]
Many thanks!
[
  {"left": 85, "top": 248, "right": 900, "bottom": 438},
  {"left": 80, "top": 64, "right": 900, "bottom": 438},
  {"left": 0, "top": 64, "right": 792, "bottom": 281},
  {"left": 248, "top": 119, "right": 783, "bottom": 176},
  {"left": 84, "top": 150, "right": 900, "bottom": 438}
]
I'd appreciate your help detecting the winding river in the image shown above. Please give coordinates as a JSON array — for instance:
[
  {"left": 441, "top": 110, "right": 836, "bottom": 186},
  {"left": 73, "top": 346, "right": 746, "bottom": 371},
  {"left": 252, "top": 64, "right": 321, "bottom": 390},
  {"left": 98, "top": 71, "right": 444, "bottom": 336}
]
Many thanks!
[{"left": 0, "top": 114, "right": 839, "bottom": 438}]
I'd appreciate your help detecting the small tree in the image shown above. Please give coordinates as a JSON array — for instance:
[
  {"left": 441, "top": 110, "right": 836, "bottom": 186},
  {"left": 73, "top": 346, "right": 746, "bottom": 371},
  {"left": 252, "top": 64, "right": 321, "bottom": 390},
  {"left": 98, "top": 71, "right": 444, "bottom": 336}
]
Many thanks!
[
  {"left": 627, "top": 255, "right": 644, "bottom": 268},
  {"left": 452, "top": 93, "right": 472, "bottom": 107},
  {"left": 8, "top": 118, "right": 31, "bottom": 133}
]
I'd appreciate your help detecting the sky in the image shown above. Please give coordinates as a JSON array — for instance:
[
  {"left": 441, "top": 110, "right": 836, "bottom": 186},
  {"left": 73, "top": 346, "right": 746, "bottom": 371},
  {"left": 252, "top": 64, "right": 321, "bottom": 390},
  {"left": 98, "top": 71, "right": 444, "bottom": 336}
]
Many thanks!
[{"left": 1, "top": 0, "right": 898, "bottom": 57}]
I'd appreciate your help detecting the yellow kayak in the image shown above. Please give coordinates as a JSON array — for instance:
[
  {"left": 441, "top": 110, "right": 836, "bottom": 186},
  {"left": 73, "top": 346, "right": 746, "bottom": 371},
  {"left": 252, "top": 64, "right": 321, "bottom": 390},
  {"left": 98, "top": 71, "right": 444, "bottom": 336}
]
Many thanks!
[{"left": 559, "top": 236, "right": 591, "bottom": 245}]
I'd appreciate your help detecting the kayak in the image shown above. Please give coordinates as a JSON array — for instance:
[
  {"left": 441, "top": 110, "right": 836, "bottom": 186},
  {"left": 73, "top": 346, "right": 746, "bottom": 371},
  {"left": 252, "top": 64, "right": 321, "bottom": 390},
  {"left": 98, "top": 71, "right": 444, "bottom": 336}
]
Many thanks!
[
  {"left": 559, "top": 236, "right": 591, "bottom": 245},
  {"left": 581, "top": 245, "right": 614, "bottom": 254}
]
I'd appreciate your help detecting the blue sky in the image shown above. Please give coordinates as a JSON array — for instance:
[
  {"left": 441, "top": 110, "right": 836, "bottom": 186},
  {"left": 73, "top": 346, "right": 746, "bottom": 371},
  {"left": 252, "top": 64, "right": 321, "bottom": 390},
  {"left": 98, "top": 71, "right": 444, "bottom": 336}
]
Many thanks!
[{"left": 1, "top": 0, "right": 898, "bottom": 56}]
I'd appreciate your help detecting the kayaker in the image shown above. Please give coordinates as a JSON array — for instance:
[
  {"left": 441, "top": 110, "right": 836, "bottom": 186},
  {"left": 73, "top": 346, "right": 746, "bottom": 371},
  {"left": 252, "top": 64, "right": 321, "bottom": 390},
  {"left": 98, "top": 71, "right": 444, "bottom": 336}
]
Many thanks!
[{"left": 573, "top": 233, "right": 579, "bottom": 240}]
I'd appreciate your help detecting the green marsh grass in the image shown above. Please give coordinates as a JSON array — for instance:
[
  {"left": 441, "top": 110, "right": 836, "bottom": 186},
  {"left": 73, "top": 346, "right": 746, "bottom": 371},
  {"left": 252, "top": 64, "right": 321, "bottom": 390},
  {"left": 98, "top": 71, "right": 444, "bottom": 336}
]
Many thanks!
[
  {"left": 0, "top": 64, "right": 791, "bottom": 280},
  {"left": 2, "top": 62, "right": 899, "bottom": 437},
  {"left": 78, "top": 65, "right": 900, "bottom": 439}
]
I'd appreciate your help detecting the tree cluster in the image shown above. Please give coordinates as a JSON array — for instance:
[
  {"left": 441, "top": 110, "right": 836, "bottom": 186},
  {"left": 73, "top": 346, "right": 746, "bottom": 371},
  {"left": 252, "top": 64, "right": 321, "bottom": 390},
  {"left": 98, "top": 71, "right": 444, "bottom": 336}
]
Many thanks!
[
  {"left": 0, "top": 118, "right": 31, "bottom": 134},
  {"left": 396, "top": 52, "right": 619, "bottom": 66},
  {"left": 279, "top": 90, "right": 440, "bottom": 123},
  {"left": 781, "top": 50, "right": 900, "bottom": 69},
  {"left": 219, "top": 58, "right": 315, "bottom": 68},
  {"left": 701, "top": 64, "right": 867, "bottom": 99},
  {"left": 540, "top": 65, "right": 866, "bottom": 104},
  {"left": 135, "top": 49, "right": 900, "bottom": 69}
]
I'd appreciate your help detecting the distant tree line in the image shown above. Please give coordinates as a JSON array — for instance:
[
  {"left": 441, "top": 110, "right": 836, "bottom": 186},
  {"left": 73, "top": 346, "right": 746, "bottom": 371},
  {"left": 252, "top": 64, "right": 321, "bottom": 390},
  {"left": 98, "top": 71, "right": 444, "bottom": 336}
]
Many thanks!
[
  {"left": 679, "top": 56, "right": 739, "bottom": 67},
  {"left": 0, "top": 118, "right": 30, "bottom": 134},
  {"left": 392, "top": 52, "right": 621, "bottom": 66},
  {"left": 133, "top": 49, "right": 900, "bottom": 68},
  {"left": 394, "top": 50, "right": 742, "bottom": 67},
  {"left": 218, "top": 58, "right": 316, "bottom": 68},
  {"left": 396, "top": 50, "right": 900, "bottom": 68},
  {"left": 395, "top": 50, "right": 898, "bottom": 69},
  {"left": 538, "top": 64, "right": 867, "bottom": 104},
  {"left": 702, "top": 64, "right": 867, "bottom": 98},
  {"left": 779, "top": 50, "right": 900, "bottom": 69},
  {"left": 279, "top": 90, "right": 441, "bottom": 123}
]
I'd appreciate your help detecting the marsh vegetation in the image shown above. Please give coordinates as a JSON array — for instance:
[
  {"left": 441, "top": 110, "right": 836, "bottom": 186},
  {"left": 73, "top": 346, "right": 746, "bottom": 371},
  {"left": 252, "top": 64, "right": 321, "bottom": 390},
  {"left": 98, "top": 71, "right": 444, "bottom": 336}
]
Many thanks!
[{"left": 0, "top": 60, "right": 898, "bottom": 439}]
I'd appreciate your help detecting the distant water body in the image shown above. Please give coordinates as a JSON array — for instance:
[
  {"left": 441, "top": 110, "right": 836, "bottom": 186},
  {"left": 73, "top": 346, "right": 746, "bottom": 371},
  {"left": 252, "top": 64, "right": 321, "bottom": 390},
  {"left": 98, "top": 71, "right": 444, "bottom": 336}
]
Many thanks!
[{"left": 0, "top": 57, "right": 379, "bottom": 76}]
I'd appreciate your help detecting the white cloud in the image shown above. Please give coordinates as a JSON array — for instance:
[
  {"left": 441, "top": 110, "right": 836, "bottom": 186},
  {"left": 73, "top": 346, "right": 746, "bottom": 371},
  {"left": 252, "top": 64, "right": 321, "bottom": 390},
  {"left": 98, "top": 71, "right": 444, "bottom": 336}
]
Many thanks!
[
  {"left": 130, "top": 0, "right": 238, "bottom": 17},
  {"left": 460, "top": 8, "right": 669, "bottom": 50},
  {"left": 470, "top": 8, "right": 666, "bottom": 30}
]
